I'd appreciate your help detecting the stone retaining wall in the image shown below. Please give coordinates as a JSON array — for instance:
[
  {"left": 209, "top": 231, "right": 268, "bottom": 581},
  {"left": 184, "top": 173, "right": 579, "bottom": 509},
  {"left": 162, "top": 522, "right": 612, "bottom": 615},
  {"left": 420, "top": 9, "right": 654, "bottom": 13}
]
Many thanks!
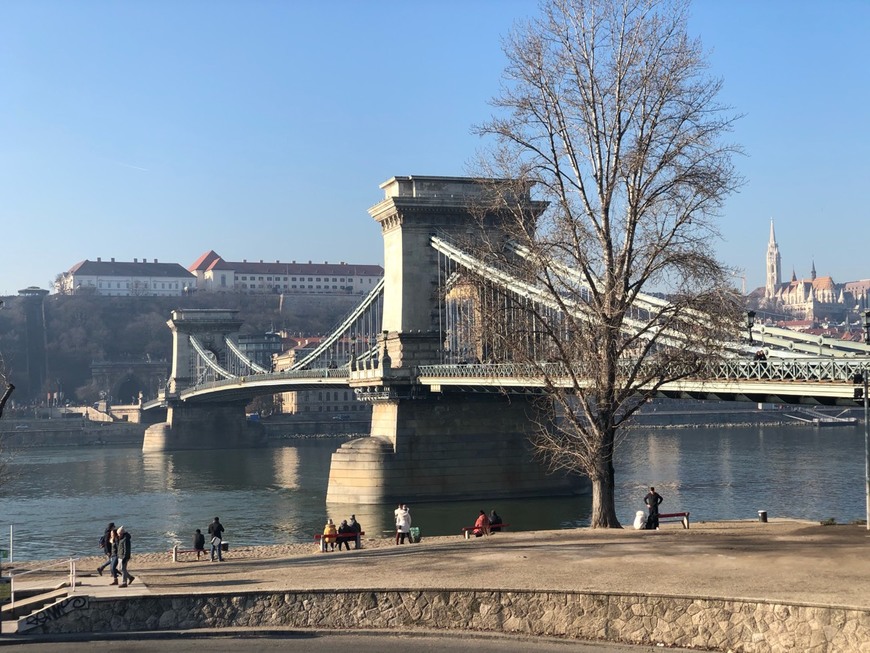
[{"left": 22, "top": 588, "right": 870, "bottom": 652}]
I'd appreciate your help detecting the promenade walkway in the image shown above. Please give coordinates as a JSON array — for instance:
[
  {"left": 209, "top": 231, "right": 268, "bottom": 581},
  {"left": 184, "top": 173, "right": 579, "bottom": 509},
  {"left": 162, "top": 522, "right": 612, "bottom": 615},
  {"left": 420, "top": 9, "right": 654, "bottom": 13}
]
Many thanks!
[
  {"left": 60, "top": 519, "right": 870, "bottom": 608},
  {"left": 6, "top": 519, "right": 869, "bottom": 651}
]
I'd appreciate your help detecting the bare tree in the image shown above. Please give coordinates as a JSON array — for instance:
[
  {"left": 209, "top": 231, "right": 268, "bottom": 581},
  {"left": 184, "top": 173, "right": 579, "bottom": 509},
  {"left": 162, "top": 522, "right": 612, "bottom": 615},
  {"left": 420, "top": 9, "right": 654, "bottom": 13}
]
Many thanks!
[{"left": 471, "top": 0, "right": 744, "bottom": 527}]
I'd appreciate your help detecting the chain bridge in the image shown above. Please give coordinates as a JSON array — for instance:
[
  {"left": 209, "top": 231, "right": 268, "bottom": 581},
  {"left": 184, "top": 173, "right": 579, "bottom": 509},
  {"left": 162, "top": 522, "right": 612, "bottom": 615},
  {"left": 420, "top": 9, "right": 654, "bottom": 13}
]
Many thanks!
[{"left": 144, "top": 176, "right": 870, "bottom": 505}]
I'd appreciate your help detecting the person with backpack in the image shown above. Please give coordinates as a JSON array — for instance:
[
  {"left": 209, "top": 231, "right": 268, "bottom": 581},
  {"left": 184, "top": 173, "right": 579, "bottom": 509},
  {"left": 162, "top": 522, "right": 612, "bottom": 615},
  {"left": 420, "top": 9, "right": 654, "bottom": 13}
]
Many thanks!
[
  {"left": 116, "top": 525, "right": 135, "bottom": 587},
  {"left": 96, "top": 522, "right": 115, "bottom": 577}
]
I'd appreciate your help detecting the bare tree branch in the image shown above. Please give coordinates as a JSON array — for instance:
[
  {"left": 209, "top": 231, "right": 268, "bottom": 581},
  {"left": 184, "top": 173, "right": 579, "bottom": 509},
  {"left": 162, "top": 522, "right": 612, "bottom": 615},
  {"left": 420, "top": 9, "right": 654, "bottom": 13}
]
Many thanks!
[{"left": 468, "top": 0, "right": 744, "bottom": 527}]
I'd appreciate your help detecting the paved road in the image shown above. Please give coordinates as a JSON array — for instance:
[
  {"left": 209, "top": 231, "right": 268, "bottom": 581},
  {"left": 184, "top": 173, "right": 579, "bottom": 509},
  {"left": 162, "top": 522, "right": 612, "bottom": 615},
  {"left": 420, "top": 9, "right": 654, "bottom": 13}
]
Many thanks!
[{"left": 1, "top": 630, "right": 697, "bottom": 652}]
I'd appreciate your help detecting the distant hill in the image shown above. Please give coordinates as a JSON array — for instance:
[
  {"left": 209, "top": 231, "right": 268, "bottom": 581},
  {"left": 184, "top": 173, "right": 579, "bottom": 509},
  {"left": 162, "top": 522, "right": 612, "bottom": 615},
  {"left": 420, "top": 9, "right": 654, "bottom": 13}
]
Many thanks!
[{"left": 0, "top": 292, "right": 363, "bottom": 403}]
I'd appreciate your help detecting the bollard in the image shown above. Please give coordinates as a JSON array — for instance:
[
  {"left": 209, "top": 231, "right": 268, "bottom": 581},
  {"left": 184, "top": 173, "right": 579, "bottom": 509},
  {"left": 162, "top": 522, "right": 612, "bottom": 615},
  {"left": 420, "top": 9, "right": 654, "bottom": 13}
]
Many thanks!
[{"left": 758, "top": 510, "right": 768, "bottom": 523}]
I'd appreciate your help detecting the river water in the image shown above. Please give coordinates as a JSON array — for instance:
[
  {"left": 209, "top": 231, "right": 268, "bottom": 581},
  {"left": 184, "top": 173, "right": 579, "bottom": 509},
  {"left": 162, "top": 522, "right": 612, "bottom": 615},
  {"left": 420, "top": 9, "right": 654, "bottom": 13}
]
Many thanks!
[{"left": 1, "top": 424, "right": 865, "bottom": 561}]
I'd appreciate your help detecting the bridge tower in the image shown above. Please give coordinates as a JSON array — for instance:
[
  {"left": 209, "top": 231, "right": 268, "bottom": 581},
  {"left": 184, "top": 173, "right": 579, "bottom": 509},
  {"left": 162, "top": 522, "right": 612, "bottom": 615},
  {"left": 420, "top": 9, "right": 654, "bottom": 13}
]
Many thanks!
[
  {"left": 142, "top": 309, "right": 265, "bottom": 452},
  {"left": 327, "top": 176, "right": 587, "bottom": 504}
]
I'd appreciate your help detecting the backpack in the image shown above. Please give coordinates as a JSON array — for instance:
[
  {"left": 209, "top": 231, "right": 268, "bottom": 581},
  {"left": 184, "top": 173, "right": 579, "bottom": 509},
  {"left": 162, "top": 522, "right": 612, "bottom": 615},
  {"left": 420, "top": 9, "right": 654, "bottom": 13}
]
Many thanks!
[{"left": 99, "top": 534, "right": 106, "bottom": 549}]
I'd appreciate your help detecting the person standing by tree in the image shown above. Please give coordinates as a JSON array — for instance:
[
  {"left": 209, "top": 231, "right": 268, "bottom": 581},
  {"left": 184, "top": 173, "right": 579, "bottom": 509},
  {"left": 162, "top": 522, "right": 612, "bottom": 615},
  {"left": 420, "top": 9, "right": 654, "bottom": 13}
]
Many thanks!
[
  {"left": 473, "top": 0, "right": 743, "bottom": 527},
  {"left": 644, "top": 487, "right": 664, "bottom": 530},
  {"left": 208, "top": 516, "right": 225, "bottom": 561}
]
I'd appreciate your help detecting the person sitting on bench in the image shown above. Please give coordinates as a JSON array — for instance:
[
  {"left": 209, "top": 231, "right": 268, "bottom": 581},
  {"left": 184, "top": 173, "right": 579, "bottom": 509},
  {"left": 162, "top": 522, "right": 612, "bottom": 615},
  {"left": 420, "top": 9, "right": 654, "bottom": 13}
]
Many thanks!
[{"left": 472, "top": 510, "right": 491, "bottom": 537}]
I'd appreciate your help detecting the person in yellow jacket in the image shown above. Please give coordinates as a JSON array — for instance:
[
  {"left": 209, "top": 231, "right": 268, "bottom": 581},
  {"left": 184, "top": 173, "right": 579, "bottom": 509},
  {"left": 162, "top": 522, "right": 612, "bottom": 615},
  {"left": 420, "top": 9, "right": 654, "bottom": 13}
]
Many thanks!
[{"left": 322, "top": 518, "right": 338, "bottom": 552}]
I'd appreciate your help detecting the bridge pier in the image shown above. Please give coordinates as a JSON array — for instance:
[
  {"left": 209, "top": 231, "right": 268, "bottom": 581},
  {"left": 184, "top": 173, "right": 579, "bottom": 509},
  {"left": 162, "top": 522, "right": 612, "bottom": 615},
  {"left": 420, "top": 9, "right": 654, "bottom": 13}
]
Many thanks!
[
  {"left": 143, "top": 401, "right": 265, "bottom": 452},
  {"left": 327, "top": 393, "right": 585, "bottom": 504}
]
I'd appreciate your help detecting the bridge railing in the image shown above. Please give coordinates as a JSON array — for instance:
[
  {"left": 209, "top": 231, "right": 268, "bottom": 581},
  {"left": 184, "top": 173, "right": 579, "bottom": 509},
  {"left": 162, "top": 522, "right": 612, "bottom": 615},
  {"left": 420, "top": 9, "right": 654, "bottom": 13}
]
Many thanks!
[
  {"left": 185, "top": 367, "right": 350, "bottom": 393},
  {"left": 417, "top": 358, "right": 870, "bottom": 384}
]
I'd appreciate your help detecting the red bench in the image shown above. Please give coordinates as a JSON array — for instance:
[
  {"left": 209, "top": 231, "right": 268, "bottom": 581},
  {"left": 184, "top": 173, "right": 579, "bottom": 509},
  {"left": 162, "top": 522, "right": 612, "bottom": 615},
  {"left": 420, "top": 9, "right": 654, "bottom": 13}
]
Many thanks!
[
  {"left": 461, "top": 524, "right": 510, "bottom": 539},
  {"left": 314, "top": 531, "right": 365, "bottom": 551},
  {"left": 656, "top": 512, "right": 690, "bottom": 529}
]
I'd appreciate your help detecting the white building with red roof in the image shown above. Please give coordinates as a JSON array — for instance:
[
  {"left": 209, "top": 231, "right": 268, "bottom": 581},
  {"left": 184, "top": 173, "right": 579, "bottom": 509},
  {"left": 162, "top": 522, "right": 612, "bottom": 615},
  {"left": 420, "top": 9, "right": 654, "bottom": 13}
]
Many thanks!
[{"left": 188, "top": 250, "right": 383, "bottom": 295}]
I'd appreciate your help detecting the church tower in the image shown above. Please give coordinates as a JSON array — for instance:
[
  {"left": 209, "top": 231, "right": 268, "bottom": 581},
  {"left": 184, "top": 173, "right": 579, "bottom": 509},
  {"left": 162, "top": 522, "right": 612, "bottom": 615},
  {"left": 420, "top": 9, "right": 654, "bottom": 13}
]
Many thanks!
[{"left": 766, "top": 218, "right": 781, "bottom": 299}]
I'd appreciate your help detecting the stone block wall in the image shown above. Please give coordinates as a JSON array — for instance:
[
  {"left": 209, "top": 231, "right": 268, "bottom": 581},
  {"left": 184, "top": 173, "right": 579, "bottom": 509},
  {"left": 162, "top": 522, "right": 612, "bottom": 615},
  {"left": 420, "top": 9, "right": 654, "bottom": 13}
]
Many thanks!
[{"left": 23, "top": 588, "right": 870, "bottom": 652}]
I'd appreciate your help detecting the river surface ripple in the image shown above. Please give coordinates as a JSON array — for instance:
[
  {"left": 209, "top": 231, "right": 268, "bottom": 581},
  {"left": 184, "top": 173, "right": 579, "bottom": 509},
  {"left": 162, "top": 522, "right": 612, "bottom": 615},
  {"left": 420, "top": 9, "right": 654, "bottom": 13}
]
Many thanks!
[{"left": 0, "top": 424, "right": 864, "bottom": 561}]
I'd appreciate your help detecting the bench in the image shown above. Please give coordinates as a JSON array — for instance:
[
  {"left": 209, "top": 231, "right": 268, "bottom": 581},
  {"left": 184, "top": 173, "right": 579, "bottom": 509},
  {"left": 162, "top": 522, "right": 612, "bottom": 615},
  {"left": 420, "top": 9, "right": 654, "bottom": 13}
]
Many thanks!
[
  {"left": 314, "top": 531, "right": 364, "bottom": 551},
  {"left": 172, "top": 542, "right": 228, "bottom": 562},
  {"left": 461, "top": 524, "right": 510, "bottom": 539},
  {"left": 655, "top": 512, "right": 690, "bottom": 529}
]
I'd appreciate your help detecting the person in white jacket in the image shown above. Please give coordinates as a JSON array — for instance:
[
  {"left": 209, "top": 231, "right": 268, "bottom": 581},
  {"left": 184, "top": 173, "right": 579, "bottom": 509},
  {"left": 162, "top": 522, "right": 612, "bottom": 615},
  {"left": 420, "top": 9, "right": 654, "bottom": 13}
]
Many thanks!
[{"left": 394, "top": 504, "right": 412, "bottom": 544}]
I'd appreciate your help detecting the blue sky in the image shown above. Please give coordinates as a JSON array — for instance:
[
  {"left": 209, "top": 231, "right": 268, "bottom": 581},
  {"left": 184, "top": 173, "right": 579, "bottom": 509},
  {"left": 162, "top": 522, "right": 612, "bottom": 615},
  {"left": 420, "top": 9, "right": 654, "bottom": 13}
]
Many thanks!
[{"left": 1, "top": 0, "right": 868, "bottom": 296}]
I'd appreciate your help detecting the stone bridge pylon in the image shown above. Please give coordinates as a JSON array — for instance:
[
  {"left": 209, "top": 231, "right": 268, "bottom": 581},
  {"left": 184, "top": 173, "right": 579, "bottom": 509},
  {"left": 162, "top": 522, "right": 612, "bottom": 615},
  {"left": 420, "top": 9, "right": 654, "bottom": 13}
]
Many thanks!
[
  {"left": 142, "top": 309, "right": 265, "bottom": 452},
  {"left": 327, "top": 176, "right": 587, "bottom": 504}
]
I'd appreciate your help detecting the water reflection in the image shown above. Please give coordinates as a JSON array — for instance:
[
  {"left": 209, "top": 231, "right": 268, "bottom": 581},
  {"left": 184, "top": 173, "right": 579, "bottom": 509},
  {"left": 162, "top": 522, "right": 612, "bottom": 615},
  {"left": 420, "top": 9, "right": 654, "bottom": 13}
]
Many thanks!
[{"left": 0, "top": 424, "right": 865, "bottom": 561}]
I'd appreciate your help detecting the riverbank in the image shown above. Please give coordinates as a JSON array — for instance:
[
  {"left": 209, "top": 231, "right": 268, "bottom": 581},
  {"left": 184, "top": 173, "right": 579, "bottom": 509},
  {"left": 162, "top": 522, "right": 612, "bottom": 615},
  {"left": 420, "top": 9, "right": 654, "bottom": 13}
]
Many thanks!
[{"left": 9, "top": 520, "right": 870, "bottom": 651}]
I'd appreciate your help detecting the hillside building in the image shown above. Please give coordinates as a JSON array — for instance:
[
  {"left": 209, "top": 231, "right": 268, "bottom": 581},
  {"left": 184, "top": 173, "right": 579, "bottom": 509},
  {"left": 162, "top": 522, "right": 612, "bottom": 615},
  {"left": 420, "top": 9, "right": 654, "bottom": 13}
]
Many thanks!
[
  {"left": 188, "top": 250, "right": 383, "bottom": 295},
  {"left": 56, "top": 258, "right": 195, "bottom": 297}
]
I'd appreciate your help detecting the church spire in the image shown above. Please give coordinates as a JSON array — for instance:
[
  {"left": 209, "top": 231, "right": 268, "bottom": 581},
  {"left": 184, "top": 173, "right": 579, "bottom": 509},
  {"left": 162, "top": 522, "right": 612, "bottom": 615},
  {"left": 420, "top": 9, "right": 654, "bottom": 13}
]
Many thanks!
[
  {"left": 766, "top": 218, "right": 781, "bottom": 299},
  {"left": 811, "top": 259, "right": 817, "bottom": 280}
]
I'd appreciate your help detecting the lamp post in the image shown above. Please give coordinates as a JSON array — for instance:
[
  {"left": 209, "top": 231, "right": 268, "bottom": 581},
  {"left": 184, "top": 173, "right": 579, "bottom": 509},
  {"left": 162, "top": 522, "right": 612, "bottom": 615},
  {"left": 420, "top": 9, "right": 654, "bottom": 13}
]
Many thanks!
[
  {"left": 746, "top": 310, "right": 756, "bottom": 346},
  {"left": 864, "top": 310, "right": 870, "bottom": 530}
]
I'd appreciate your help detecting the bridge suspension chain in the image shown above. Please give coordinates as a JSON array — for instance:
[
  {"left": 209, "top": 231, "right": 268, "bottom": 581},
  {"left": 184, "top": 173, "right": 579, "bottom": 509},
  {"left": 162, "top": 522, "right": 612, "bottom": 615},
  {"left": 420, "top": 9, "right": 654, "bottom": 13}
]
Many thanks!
[
  {"left": 224, "top": 337, "right": 269, "bottom": 374},
  {"left": 189, "top": 336, "right": 236, "bottom": 384},
  {"left": 291, "top": 278, "right": 384, "bottom": 371}
]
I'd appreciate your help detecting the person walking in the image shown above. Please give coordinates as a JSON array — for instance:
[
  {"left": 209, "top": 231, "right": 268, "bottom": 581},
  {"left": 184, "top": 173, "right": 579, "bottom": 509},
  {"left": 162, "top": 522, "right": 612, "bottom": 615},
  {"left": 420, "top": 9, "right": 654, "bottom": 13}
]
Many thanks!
[
  {"left": 348, "top": 514, "right": 362, "bottom": 549},
  {"left": 644, "top": 486, "right": 664, "bottom": 530},
  {"left": 395, "top": 504, "right": 412, "bottom": 545},
  {"left": 193, "top": 528, "right": 206, "bottom": 560},
  {"left": 107, "top": 526, "right": 120, "bottom": 585},
  {"left": 208, "top": 517, "right": 225, "bottom": 561},
  {"left": 116, "top": 526, "right": 134, "bottom": 588},
  {"left": 96, "top": 521, "right": 115, "bottom": 576}
]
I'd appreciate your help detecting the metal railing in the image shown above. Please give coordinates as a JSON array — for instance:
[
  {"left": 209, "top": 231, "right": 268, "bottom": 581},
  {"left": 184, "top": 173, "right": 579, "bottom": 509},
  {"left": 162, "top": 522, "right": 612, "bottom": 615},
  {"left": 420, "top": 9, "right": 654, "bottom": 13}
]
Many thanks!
[
  {"left": 417, "top": 358, "right": 870, "bottom": 384},
  {"left": 7, "top": 558, "right": 77, "bottom": 607}
]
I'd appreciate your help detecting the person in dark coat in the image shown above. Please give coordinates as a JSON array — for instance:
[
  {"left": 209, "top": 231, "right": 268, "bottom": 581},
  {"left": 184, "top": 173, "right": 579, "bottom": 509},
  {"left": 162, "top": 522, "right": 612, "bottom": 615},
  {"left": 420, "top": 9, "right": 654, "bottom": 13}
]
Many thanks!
[
  {"left": 489, "top": 510, "right": 503, "bottom": 533},
  {"left": 348, "top": 514, "right": 362, "bottom": 549},
  {"left": 193, "top": 528, "right": 206, "bottom": 560},
  {"left": 208, "top": 517, "right": 225, "bottom": 561},
  {"left": 116, "top": 526, "right": 134, "bottom": 587},
  {"left": 96, "top": 521, "right": 115, "bottom": 576},
  {"left": 644, "top": 486, "right": 664, "bottom": 530},
  {"left": 337, "top": 519, "right": 353, "bottom": 551}
]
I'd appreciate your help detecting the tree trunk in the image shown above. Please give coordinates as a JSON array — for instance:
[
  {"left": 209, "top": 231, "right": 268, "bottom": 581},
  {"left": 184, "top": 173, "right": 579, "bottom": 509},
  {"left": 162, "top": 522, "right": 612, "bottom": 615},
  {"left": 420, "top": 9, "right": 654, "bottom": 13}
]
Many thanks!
[
  {"left": 590, "top": 466, "right": 621, "bottom": 528},
  {"left": 589, "top": 423, "right": 621, "bottom": 528}
]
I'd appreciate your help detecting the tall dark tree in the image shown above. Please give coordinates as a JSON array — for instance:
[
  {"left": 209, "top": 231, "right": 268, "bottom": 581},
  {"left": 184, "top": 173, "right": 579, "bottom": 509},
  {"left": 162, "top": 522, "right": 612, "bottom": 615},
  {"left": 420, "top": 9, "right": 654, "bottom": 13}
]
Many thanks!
[{"left": 473, "top": 0, "right": 743, "bottom": 527}]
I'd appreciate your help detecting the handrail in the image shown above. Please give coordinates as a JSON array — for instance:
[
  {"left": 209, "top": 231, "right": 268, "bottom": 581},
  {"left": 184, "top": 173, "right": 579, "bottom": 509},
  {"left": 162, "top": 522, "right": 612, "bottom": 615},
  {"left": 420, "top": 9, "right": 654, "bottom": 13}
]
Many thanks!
[{"left": 8, "top": 558, "right": 77, "bottom": 607}]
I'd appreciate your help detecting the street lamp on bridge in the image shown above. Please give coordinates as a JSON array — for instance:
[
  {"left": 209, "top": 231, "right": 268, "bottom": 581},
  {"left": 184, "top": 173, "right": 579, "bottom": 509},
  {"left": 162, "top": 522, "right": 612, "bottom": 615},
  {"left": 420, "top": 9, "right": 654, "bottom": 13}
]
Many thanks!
[{"left": 746, "top": 310, "right": 756, "bottom": 345}]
